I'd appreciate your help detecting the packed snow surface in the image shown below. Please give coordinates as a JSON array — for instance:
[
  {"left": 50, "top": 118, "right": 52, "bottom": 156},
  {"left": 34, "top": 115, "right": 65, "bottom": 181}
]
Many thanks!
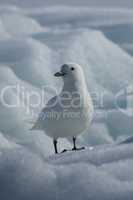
[{"left": 0, "top": 3, "right": 133, "bottom": 200}]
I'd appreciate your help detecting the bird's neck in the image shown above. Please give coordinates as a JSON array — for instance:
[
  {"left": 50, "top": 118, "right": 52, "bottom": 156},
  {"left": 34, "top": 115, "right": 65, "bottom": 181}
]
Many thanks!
[
  {"left": 63, "top": 77, "right": 87, "bottom": 92},
  {"left": 62, "top": 79, "right": 89, "bottom": 107}
]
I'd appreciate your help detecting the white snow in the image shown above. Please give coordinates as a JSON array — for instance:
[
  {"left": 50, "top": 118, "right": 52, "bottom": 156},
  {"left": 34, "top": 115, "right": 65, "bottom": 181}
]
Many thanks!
[
  {"left": 0, "top": 3, "right": 133, "bottom": 200},
  {"left": 0, "top": 143, "right": 133, "bottom": 200}
]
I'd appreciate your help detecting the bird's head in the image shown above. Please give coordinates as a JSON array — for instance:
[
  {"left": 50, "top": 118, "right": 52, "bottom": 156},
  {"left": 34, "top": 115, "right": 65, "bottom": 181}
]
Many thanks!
[{"left": 54, "top": 63, "right": 85, "bottom": 83}]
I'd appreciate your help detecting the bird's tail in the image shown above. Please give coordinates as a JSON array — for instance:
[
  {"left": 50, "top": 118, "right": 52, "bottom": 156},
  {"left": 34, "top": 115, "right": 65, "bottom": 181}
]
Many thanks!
[
  {"left": 24, "top": 118, "right": 38, "bottom": 131},
  {"left": 30, "top": 125, "right": 36, "bottom": 131},
  {"left": 24, "top": 119, "right": 35, "bottom": 124}
]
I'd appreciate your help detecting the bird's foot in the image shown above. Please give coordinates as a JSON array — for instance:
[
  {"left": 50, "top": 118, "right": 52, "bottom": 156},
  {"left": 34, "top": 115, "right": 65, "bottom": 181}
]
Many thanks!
[
  {"left": 72, "top": 147, "right": 85, "bottom": 151},
  {"left": 61, "top": 149, "right": 68, "bottom": 153},
  {"left": 61, "top": 147, "right": 85, "bottom": 153}
]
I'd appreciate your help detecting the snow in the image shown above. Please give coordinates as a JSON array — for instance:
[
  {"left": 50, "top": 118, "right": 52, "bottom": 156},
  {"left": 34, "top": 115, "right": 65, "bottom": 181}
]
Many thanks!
[
  {"left": 0, "top": 3, "right": 133, "bottom": 200},
  {"left": 1, "top": 143, "right": 133, "bottom": 200}
]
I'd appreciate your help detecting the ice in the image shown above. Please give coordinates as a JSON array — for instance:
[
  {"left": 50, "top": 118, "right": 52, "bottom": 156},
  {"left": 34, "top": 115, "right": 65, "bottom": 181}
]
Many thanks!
[
  {"left": 0, "top": 5, "right": 133, "bottom": 150},
  {"left": 81, "top": 123, "right": 113, "bottom": 145},
  {"left": 30, "top": 6, "right": 133, "bottom": 27},
  {"left": 56, "top": 30, "right": 133, "bottom": 93},
  {"left": 0, "top": 38, "right": 55, "bottom": 87},
  {"left": 0, "top": 6, "right": 44, "bottom": 36},
  {"left": 0, "top": 143, "right": 133, "bottom": 200},
  {"left": 0, "top": 3, "right": 133, "bottom": 200},
  {"left": 0, "top": 132, "right": 18, "bottom": 149},
  {"left": 0, "top": 28, "right": 131, "bottom": 143},
  {"left": 29, "top": 6, "right": 133, "bottom": 55}
]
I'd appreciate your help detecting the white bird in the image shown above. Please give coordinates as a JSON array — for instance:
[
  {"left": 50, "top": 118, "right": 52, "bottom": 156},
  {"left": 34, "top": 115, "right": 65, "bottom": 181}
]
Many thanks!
[{"left": 31, "top": 63, "right": 94, "bottom": 154}]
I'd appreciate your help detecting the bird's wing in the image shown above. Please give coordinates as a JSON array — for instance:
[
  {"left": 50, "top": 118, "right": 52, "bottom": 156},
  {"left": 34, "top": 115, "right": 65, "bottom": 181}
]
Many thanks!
[
  {"left": 40, "top": 95, "right": 59, "bottom": 118},
  {"left": 30, "top": 96, "right": 58, "bottom": 130}
]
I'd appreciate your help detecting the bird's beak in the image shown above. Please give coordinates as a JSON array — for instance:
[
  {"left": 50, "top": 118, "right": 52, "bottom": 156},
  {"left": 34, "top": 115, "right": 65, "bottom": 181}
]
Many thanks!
[{"left": 54, "top": 71, "right": 66, "bottom": 77}]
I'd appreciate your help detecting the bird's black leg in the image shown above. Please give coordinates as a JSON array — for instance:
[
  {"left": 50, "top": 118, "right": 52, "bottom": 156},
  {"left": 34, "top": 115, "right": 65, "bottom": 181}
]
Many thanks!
[
  {"left": 72, "top": 137, "right": 85, "bottom": 151},
  {"left": 53, "top": 139, "right": 67, "bottom": 154},
  {"left": 72, "top": 136, "right": 76, "bottom": 150},
  {"left": 53, "top": 139, "right": 58, "bottom": 154}
]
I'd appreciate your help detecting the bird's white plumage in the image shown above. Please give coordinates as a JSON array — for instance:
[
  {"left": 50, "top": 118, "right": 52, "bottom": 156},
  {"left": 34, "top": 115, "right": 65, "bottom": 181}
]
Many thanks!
[{"left": 31, "top": 63, "right": 93, "bottom": 139}]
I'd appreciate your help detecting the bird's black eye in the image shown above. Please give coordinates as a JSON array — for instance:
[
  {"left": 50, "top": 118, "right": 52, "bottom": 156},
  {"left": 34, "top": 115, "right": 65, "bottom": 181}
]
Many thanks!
[{"left": 71, "top": 67, "right": 75, "bottom": 71}]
